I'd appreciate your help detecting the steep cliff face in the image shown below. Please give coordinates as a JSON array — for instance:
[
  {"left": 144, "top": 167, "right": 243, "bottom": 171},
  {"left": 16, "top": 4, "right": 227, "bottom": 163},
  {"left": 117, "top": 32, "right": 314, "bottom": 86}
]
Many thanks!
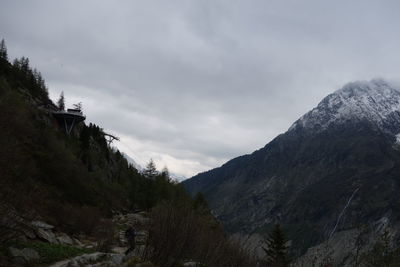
[{"left": 184, "top": 79, "right": 400, "bottom": 255}]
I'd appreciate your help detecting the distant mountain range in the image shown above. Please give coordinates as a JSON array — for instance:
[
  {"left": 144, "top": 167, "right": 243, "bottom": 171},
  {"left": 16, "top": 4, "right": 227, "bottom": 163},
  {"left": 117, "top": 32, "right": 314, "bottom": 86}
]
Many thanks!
[
  {"left": 122, "top": 153, "right": 186, "bottom": 181},
  {"left": 183, "top": 79, "right": 400, "bottom": 258},
  {"left": 122, "top": 152, "right": 144, "bottom": 171}
]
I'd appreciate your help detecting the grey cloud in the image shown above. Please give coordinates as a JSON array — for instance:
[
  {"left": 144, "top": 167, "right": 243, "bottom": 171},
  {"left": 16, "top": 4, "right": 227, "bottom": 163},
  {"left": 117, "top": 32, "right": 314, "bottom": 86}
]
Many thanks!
[{"left": 2, "top": 0, "right": 400, "bottom": 176}]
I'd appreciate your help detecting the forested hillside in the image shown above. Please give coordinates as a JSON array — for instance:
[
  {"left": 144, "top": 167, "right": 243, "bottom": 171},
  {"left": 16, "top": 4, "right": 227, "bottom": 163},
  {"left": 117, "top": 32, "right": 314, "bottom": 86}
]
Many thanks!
[{"left": 0, "top": 40, "right": 255, "bottom": 267}]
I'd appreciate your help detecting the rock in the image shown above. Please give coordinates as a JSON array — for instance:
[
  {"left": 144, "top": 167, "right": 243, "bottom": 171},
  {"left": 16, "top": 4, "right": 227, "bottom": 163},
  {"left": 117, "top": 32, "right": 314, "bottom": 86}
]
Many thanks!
[
  {"left": 56, "top": 233, "right": 73, "bottom": 245},
  {"left": 37, "top": 228, "right": 59, "bottom": 244},
  {"left": 9, "top": 247, "right": 22, "bottom": 257},
  {"left": 50, "top": 252, "right": 124, "bottom": 267},
  {"left": 21, "top": 248, "right": 40, "bottom": 261},
  {"left": 111, "top": 246, "right": 127, "bottom": 254},
  {"left": 22, "top": 227, "right": 37, "bottom": 239},
  {"left": 72, "top": 238, "right": 83, "bottom": 247},
  {"left": 67, "top": 252, "right": 105, "bottom": 267},
  {"left": 50, "top": 259, "right": 70, "bottom": 267},
  {"left": 294, "top": 229, "right": 360, "bottom": 267},
  {"left": 31, "top": 220, "right": 54, "bottom": 230},
  {"left": 14, "top": 234, "right": 28, "bottom": 243},
  {"left": 83, "top": 241, "right": 98, "bottom": 249},
  {"left": 9, "top": 247, "right": 40, "bottom": 262},
  {"left": 109, "top": 253, "right": 124, "bottom": 265}
]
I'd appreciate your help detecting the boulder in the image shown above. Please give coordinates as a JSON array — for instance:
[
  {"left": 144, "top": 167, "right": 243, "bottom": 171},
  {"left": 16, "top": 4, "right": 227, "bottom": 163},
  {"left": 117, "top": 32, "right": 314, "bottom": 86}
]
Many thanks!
[
  {"left": 9, "top": 247, "right": 40, "bottom": 262},
  {"left": 54, "top": 252, "right": 124, "bottom": 267},
  {"left": 31, "top": 220, "right": 54, "bottom": 230},
  {"left": 109, "top": 253, "right": 124, "bottom": 265},
  {"left": 66, "top": 252, "right": 105, "bottom": 267},
  {"left": 37, "top": 228, "right": 58, "bottom": 244},
  {"left": 56, "top": 233, "right": 73, "bottom": 245},
  {"left": 83, "top": 241, "right": 98, "bottom": 249},
  {"left": 21, "top": 227, "right": 37, "bottom": 239},
  {"left": 111, "top": 246, "right": 127, "bottom": 254},
  {"left": 72, "top": 238, "right": 83, "bottom": 247}
]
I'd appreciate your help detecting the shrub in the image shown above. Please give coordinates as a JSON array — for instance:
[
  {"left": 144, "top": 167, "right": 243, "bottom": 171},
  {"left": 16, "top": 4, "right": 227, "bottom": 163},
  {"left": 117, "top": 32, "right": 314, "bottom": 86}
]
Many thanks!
[
  {"left": 145, "top": 202, "right": 256, "bottom": 267},
  {"left": 48, "top": 204, "right": 102, "bottom": 236},
  {"left": 93, "top": 218, "right": 116, "bottom": 252}
]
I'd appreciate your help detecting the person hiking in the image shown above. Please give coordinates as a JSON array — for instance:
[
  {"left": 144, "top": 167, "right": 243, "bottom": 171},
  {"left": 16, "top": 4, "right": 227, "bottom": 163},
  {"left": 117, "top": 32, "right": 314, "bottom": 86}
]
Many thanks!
[{"left": 125, "top": 227, "right": 136, "bottom": 255}]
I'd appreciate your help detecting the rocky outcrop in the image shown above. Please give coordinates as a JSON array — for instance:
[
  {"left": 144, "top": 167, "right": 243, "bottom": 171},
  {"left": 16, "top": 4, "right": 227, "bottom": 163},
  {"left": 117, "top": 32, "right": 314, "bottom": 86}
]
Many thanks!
[
  {"left": 31, "top": 220, "right": 55, "bottom": 230},
  {"left": 9, "top": 247, "right": 40, "bottom": 264},
  {"left": 49, "top": 252, "right": 124, "bottom": 267},
  {"left": 7, "top": 211, "right": 154, "bottom": 266},
  {"left": 37, "top": 228, "right": 59, "bottom": 244},
  {"left": 57, "top": 233, "right": 74, "bottom": 245},
  {"left": 294, "top": 215, "right": 399, "bottom": 266},
  {"left": 49, "top": 212, "right": 153, "bottom": 267}
]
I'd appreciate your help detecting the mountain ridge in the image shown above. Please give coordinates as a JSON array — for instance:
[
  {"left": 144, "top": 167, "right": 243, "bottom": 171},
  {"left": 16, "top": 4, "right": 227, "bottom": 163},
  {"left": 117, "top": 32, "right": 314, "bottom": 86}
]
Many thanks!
[
  {"left": 289, "top": 79, "right": 400, "bottom": 134},
  {"left": 183, "top": 79, "right": 400, "bottom": 258}
]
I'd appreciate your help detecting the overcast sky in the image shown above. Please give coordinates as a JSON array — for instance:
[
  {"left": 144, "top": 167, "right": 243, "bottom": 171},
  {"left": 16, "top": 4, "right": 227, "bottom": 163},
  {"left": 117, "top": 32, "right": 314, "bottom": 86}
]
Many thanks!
[{"left": 2, "top": 0, "right": 400, "bottom": 178}]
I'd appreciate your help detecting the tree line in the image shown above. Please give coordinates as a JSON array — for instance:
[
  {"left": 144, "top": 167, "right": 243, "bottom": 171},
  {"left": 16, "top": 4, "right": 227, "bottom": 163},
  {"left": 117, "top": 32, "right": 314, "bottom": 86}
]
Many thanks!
[{"left": 0, "top": 39, "right": 49, "bottom": 102}]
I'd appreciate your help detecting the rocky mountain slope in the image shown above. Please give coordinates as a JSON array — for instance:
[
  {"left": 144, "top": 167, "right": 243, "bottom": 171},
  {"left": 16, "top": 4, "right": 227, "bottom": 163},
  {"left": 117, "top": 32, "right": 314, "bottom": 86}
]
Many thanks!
[{"left": 184, "top": 79, "right": 400, "bottom": 258}]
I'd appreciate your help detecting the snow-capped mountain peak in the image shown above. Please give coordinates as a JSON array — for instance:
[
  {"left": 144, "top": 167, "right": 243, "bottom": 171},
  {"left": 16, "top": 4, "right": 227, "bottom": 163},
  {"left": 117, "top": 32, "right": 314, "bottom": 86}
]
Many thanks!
[{"left": 289, "top": 79, "right": 400, "bottom": 133}]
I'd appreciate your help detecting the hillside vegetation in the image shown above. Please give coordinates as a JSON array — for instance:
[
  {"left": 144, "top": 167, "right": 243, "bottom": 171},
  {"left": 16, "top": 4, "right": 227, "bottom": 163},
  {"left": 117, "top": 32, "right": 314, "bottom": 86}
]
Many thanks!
[{"left": 0, "top": 40, "right": 256, "bottom": 266}]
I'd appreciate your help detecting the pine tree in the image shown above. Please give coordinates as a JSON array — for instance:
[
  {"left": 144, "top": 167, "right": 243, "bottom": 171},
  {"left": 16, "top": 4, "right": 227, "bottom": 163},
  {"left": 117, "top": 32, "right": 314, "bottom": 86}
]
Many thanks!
[
  {"left": 161, "top": 166, "right": 171, "bottom": 181},
  {"left": 193, "top": 192, "right": 209, "bottom": 212},
  {"left": 0, "top": 39, "right": 8, "bottom": 60},
  {"left": 13, "top": 58, "right": 21, "bottom": 69},
  {"left": 34, "top": 70, "right": 46, "bottom": 91},
  {"left": 263, "top": 224, "right": 290, "bottom": 267},
  {"left": 143, "top": 159, "right": 158, "bottom": 179},
  {"left": 20, "top": 57, "right": 30, "bottom": 74},
  {"left": 57, "top": 91, "right": 65, "bottom": 111}
]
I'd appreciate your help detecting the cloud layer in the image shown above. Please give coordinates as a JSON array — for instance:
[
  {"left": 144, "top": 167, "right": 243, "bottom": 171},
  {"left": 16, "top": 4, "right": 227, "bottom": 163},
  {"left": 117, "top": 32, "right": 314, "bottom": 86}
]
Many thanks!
[{"left": 2, "top": 0, "right": 400, "bottom": 177}]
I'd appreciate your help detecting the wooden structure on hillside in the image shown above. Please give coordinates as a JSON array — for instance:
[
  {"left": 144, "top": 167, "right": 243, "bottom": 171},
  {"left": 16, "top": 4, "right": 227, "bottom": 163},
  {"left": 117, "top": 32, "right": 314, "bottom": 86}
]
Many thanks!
[{"left": 52, "top": 108, "right": 86, "bottom": 134}]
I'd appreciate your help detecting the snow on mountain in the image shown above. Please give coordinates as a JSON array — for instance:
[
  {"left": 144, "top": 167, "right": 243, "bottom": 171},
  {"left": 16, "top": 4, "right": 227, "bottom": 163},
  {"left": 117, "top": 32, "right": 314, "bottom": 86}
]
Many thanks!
[
  {"left": 289, "top": 79, "right": 400, "bottom": 133},
  {"left": 122, "top": 152, "right": 143, "bottom": 171},
  {"left": 121, "top": 153, "right": 186, "bottom": 180},
  {"left": 170, "top": 173, "right": 187, "bottom": 182}
]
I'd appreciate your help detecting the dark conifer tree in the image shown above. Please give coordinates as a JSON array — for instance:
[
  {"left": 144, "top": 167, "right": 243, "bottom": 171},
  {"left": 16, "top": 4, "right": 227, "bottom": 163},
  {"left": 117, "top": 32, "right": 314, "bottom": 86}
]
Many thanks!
[
  {"left": 0, "top": 39, "right": 8, "bottom": 60},
  {"left": 193, "top": 192, "right": 209, "bottom": 212},
  {"left": 80, "top": 125, "right": 90, "bottom": 150},
  {"left": 161, "top": 166, "right": 171, "bottom": 181},
  {"left": 263, "top": 224, "right": 290, "bottom": 267},
  {"left": 33, "top": 69, "right": 46, "bottom": 91},
  {"left": 143, "top": 159, "right": 158, "bottom": 179},
  {"left": 20, "top": 57, "right": 30, "bottom": 74},
  {"left": 12, "top": 58, "right": 21, "bottom": 69},
  {"left": 57, "top": 91, "right": 65, "bottom": 111}
]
